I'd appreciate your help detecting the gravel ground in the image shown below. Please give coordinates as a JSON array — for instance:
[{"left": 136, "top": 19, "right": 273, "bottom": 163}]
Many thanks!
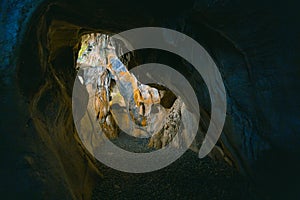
[{"left": 92, "top": 133, "right": 262, "bottom": 200}]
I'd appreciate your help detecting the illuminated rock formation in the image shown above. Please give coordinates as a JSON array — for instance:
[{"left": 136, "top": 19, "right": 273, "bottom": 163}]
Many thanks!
[{"left": 76, "top": 33, "right": 183, "bottom": 145}]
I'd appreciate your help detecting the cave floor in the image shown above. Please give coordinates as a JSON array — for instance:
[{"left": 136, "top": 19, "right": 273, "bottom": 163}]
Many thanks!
[{"left": 93, "top": 148, "right": 260, "bottom": 200}]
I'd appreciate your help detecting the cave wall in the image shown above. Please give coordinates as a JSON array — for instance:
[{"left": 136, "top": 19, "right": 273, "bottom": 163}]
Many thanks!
[{"left": 1, "top": 0, "right": 300, "bottom": 199}]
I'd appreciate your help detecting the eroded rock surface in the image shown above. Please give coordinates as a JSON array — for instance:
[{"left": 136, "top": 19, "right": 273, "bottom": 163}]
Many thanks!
[
  {"left": 75, "top": 33, "right": 195, "bottom": 150},
  {"left": 2, "top": 0, "right": 300, "bottom": 199}
]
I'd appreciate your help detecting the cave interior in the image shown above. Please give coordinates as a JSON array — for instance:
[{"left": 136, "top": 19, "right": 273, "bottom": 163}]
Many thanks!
[{"left": 1, "top": 0, "right": 300, "bottom": 199}]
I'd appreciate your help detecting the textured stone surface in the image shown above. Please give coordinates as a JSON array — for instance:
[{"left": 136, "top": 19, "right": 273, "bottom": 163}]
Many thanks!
[{"left": 1, "top": 0, "right": 300, "bottom": 199}]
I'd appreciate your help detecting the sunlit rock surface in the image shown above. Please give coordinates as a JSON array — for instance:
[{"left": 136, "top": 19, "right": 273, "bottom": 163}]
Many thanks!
[{"left": 75, "top": 33, "right": 197, "bottom": 149}]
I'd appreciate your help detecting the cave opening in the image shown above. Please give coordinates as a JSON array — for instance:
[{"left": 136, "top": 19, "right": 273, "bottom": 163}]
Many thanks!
[{"left": 74, "top": 32, "right": 198, "bottom": 152}]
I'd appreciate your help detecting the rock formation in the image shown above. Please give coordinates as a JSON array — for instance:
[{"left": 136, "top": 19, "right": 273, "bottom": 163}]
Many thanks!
[{"left": 1, "top": 0, "right": 300, "bottom": 199}]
